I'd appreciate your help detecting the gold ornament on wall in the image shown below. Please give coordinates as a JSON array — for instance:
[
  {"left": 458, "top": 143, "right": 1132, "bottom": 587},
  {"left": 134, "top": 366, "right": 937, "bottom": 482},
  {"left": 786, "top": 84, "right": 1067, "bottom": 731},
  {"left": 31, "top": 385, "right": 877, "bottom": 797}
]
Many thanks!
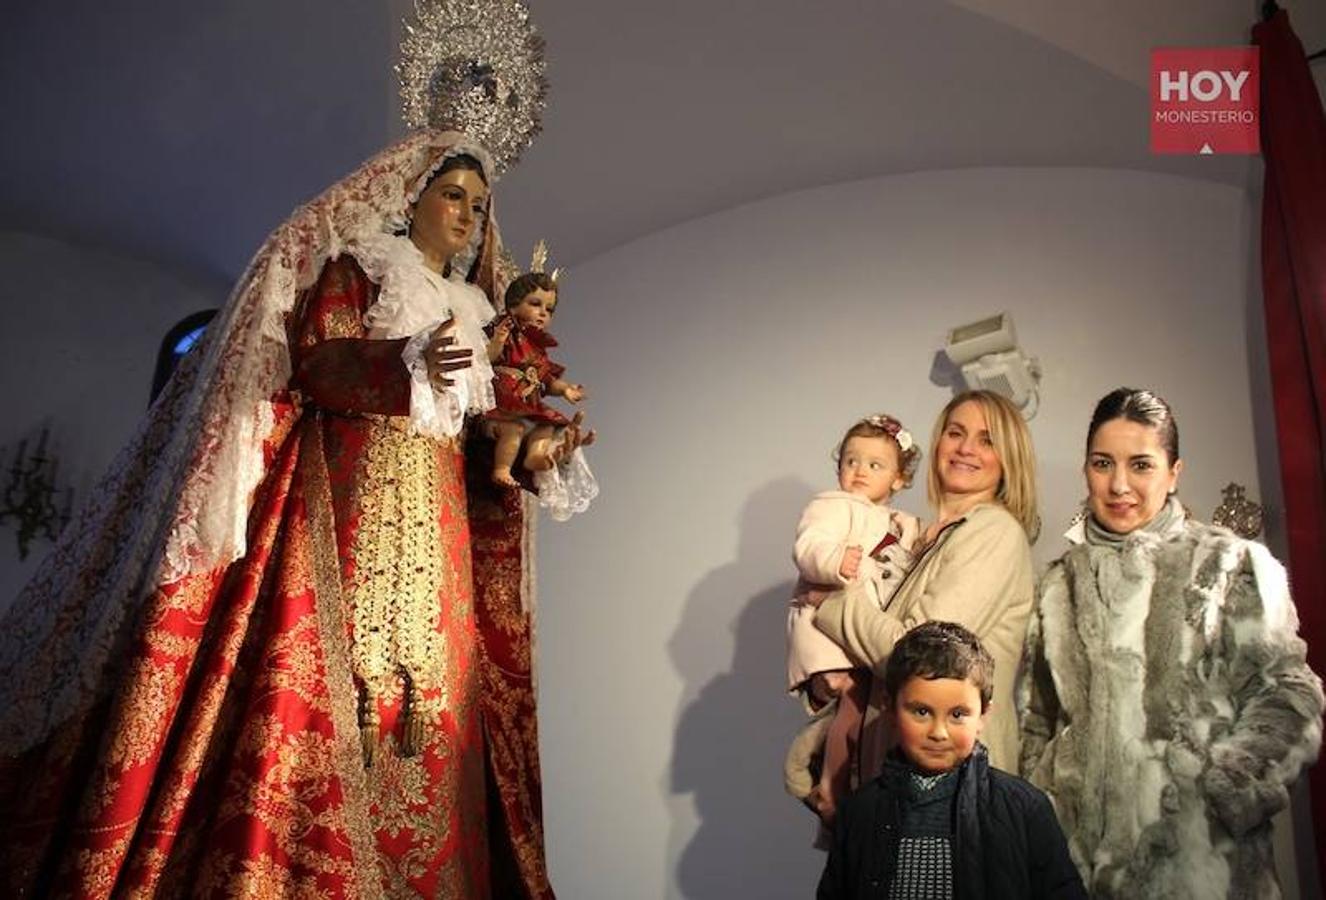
[{"left": 1212, "top": 482, "right": 1264, "bottom": 539}]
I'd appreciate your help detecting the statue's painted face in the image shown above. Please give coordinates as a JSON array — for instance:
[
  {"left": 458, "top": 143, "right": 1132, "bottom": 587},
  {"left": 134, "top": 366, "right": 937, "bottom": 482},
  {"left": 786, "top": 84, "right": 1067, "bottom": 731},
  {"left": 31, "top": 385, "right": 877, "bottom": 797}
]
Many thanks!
[
  {"left": 510, "top": 287, "right": 556, "bottom": 330},
  {"left": 410, "top": 167, "right": 488, "bottom": 267}
]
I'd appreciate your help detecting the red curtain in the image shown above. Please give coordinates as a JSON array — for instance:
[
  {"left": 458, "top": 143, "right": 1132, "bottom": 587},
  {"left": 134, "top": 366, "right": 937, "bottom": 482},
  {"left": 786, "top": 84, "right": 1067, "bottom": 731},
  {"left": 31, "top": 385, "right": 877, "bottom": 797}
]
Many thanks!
[{"left": 1253, "top": 8, "right": 1326, "bottom": 891}]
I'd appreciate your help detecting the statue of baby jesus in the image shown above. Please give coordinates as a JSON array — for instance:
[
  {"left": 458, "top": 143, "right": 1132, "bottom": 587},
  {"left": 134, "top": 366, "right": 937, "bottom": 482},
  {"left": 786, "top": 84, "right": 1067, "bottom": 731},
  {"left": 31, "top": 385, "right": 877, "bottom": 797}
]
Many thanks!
[{"left": 484, "top": 248, "right": 588, "bottom": 488}]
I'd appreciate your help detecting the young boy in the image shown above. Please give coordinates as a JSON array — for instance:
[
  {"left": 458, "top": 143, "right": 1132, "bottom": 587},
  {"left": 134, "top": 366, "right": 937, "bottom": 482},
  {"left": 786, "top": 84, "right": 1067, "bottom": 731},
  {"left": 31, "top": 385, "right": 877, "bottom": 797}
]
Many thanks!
[{"left": 817, "top": 622, "right": 1085, "bottom": 900}]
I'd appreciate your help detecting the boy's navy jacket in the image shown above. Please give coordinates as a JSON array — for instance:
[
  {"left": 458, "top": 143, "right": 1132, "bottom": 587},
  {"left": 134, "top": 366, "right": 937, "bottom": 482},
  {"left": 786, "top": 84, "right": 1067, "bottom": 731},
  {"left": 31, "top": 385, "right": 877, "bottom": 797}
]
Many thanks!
[{"left": 818, "top": 743, "right": 1086, "bottom": 900}]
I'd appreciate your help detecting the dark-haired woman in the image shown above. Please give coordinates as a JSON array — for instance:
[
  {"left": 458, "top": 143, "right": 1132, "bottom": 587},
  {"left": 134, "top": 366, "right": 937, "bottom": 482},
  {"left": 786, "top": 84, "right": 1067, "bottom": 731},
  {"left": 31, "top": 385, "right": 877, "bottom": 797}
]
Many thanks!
[
  {"left": 0, "top": 133, "right": 556, "bottom": 897},
  {"left": 1019, "top": 387, "right": 1324, "bottom": 899}
]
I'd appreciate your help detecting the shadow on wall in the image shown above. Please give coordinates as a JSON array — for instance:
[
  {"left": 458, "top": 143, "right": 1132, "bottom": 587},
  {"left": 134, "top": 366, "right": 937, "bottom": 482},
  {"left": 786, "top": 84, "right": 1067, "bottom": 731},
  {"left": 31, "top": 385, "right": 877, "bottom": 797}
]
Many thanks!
[{"left": 667, "top": 478, "right": 823, "bottom": 899}]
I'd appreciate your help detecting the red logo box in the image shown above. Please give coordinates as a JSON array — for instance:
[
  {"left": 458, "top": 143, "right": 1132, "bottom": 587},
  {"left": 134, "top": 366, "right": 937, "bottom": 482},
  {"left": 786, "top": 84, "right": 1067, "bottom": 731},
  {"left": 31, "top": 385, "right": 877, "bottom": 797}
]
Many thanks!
[{"left": 1151, "top": 47, "right": 1260, "bottom": 155}]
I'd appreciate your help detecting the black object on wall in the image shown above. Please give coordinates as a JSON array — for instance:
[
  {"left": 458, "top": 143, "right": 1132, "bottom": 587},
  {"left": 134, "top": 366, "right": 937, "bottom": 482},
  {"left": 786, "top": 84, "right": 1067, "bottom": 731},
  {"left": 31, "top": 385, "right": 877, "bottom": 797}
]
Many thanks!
[{"left": 151, "top": 309, "right": 218, "bottom": 404}]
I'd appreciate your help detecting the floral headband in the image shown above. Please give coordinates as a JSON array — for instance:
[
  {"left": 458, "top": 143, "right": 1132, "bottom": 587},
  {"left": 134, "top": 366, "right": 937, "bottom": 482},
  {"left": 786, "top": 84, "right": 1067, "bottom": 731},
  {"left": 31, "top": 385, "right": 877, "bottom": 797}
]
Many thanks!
[
  {"left": 844, "top": 414, "right": 923, "bottom": 482},
  {"left": 863, "top": 414, "right": 914, "bottom": 452}
]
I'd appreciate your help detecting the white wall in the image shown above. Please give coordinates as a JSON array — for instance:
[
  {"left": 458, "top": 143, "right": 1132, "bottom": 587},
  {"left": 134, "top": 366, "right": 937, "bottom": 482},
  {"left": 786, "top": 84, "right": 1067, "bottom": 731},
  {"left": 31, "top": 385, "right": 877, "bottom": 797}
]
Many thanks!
[
  {"left": 532, "top": 166, "right": 1280, "bottom": 898},
  {"left": 0, "top": 231, "right": 227, "bottom": 604}
]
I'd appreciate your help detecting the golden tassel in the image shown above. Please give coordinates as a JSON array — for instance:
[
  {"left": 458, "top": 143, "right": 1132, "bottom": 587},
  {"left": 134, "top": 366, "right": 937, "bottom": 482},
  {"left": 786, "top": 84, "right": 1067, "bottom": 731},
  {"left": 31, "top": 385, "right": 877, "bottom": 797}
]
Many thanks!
[
  {"left": 400, "top": 669, "right": 425, "bottom": 757},
  {"left": 359, "top": 686, "right": 379, "bottom": 768}
]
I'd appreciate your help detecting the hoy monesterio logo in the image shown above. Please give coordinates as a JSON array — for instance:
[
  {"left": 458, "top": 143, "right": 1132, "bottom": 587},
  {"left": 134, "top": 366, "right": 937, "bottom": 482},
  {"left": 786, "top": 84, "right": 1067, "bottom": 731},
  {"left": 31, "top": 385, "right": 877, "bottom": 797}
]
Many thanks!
[{"left": 1151, "top": 47, "right": 1260, "bottom": 155}]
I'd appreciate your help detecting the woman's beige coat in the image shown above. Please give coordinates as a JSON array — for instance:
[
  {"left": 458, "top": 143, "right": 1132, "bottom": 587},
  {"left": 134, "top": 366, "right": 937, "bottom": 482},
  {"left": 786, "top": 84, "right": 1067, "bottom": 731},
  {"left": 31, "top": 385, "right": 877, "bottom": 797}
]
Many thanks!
[{"left": 813, "top": 502, "right": 1034, "bottom": 777}]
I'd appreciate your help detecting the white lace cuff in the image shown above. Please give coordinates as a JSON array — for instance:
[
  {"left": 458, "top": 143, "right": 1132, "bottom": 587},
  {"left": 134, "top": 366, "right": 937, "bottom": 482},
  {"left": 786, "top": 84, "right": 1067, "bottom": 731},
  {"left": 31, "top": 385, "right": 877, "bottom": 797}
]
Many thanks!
[
  {"left": 401, "top": 326, "right": 466, "bottom": 438},
  {"left": 532, "top": 446, "right": 599, "bottom": 521}
]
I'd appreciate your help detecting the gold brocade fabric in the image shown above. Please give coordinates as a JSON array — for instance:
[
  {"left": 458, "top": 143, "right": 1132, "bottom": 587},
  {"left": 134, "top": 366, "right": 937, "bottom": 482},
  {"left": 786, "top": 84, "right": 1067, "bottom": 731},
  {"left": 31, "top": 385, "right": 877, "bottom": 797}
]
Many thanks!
[{"left": 348, "top": 417, "right": 451, "bottom": 757}]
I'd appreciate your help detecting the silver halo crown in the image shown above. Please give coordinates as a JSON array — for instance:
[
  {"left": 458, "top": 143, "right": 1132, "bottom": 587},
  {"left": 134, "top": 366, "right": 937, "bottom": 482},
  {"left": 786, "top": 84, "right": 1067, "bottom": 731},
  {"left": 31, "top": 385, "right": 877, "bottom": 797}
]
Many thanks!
[{"left": 397, "top": 0, "right": 549, "bottom": 176}]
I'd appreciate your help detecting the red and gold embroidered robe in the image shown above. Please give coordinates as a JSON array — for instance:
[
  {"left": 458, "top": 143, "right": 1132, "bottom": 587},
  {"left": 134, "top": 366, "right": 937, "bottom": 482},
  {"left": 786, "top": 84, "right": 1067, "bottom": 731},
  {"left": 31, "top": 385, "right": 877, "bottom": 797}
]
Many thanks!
[{"left": 1, "top": 256, "right": 554, "bottom": 899}]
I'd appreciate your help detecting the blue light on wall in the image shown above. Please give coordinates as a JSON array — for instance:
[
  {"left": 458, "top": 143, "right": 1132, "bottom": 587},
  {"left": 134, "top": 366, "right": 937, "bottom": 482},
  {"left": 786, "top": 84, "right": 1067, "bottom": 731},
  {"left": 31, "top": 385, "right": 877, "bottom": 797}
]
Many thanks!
[{"left": 172, "top": 325, "right": 208, "bottom": 356}]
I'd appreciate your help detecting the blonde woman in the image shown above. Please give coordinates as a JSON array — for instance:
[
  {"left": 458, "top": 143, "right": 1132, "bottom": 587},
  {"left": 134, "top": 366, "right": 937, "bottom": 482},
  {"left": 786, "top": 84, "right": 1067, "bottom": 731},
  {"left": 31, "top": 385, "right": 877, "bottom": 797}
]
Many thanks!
[{"left": 809, "top": 389, "right": 1039, "bottom": 779}]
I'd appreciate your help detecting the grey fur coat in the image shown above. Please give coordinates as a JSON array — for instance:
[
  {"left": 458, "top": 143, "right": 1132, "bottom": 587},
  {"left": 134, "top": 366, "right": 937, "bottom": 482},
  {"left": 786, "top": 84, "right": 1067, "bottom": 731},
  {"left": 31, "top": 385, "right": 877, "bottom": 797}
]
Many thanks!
[{"left": 1018, "top": 513, "right": 1324, "bottom": 899}]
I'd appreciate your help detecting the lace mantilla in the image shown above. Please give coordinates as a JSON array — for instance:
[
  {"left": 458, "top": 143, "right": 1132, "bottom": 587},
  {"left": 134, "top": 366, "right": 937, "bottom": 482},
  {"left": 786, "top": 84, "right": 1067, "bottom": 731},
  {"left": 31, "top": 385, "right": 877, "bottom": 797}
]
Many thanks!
[{"left": 160, "top": 130, "right": 501, "bottom": 586}]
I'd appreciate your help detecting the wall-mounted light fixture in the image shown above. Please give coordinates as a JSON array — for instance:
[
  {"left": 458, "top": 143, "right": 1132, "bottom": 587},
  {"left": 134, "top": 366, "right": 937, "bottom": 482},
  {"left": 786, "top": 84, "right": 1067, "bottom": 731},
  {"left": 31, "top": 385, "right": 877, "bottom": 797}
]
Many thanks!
[{"left": 942, "top": 312, "right": 1042, "bottom": 418}]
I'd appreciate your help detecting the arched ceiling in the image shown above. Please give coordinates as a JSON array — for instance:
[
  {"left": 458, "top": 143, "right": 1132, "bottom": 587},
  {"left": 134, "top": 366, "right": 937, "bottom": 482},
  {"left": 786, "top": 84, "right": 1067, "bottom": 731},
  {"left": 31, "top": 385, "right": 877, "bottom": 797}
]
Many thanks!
[{"left": 1, "top": 0, "right": 1321, "bottom": 282}]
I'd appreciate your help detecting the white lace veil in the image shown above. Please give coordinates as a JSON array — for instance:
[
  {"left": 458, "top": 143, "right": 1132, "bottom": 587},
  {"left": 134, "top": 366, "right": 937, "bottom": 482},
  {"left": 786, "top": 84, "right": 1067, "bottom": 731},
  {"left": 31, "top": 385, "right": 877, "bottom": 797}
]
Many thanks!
[{"left": 0, "top": 130, "right": 508, "bottom": 754}]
